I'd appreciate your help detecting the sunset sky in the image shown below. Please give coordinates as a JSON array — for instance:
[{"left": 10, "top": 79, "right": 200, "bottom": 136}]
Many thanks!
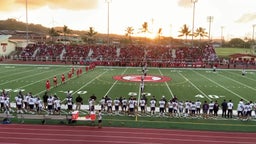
[{"left": 0, "top": 0, "right": 256, "bottom": 40}]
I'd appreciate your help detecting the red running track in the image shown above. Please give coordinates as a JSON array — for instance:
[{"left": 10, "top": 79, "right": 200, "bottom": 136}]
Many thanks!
[{"left": 0, "top": 124, "right": 256, "bottom": 144}]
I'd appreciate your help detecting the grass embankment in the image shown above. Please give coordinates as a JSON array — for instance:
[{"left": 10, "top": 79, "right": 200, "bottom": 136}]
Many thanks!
[{"left": 215, "top": 47, "right": 252, "bottom": 58}]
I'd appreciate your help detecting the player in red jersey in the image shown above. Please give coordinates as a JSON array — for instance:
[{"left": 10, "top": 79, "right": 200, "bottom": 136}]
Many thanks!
[
  {"left": 76, "top": 68, "right": 80, "bottom": 77},
  {"left": 61, "top": 74, "right": 65, "bottom": 84},
  {"left": 53, "top": 76, "right": 58, "bottom": 87},
  {"left": 46, "top": 80, "right": 50, "bottom": 91},
  {"left": 71, "top": 66, "right": 75, "bottom": 74},
  {"left": 79, "top": 68, "right": 82, "bottom": 75},
  {"left": 68, "top": 71, "right": 72, "bottom": 79}
]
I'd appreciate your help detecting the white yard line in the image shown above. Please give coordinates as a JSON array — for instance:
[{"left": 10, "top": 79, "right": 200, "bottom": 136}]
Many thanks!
[
  {"left": 104, "top": 68, "right": 128, "bottom": 96},
  {"left": 158, "top": 68, "right": 174, "bottom": 98},
  {"left": 193, "top": 70, "right": 249, "bottom": 102},
  {"left": 35, "top": 69, "right": 97, "bottom": 96},
  {"left": 218, "top": 73, "right": 256, "bottom": 92},
  {"left": 17, "top": 69, "right": 69, "bottom": 90},
  {"left": 0, "top": 69, "right": 54, "bottom": 86},
  {"left": 225, "top": 70, "right": 256, "bottom": 83},
  {"left": 72, "top": 70, "right": 109, "bottom": 95},
  {"left": 178, "top": 72, "right": 212, "bottom": 101}
]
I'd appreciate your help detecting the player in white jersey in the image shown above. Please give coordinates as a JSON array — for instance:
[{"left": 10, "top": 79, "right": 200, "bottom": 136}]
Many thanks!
[
  {"left": 208, "top": 101, "right": 214, "bottom": 117},
  {"left": 114, "top": 98, "right": 120, "bottom": 115},
  {"left": 47, "top": 95, "right": 54, "bottom": 114},
  {"left": 178, "top": 101, "right": 184, "bottom": 117},
  {"left": 128, "top": 98, "right": 135, "bottom": 115},
  {"left": 195, "top": 100, "right": 201, "bottom": 115},
  {"left": 122, "top": 98, "right": 127, "bottom": 113},
  {"left": 140, "top": 81, "right": 145, "bottom": 93},
  {"left": 172, "top": 101, "right": 178, "bottom": 117},
  {"left": 159, "top": 99, "right": 166, "bottom": 116},
  {"left": 190, "top": 102, "right": 196, "bottom": 117},
  {"left": 100, "top": 97, "right": 106, "bottom": 112},
  {"left": 106, "top": 98, "right": 113, "bottom": 114},
  {"left": 54, "top": 97, "right": 61, "bottom": 114},
  {"left": 28, "top": 96, "right": 36, "bottom": 112},
  {"left": 89, "top": 98, "right": 95, "bottom": 112},
  {"left": 168, "top": 100, "right": 173, "bottom": 117},
  {"left": 3, "top": 97, "right": 10, "bottom": 115},
  {"left": 184, "top": 101, "right": 190, "bottom": 117},
  {"left": 16, "top": 95, "right": 23, "bottom": 114},
  {"left": 139, "top": 98, "right": 146, "bottom": 114},
  {"left": 227, "top": 100, "right": 233, "bottom": 118},
  {"left": 66, "top": 96, "right": 73, "bottom": 112},
  {"left": 150, "top": 98, "right": 156, "bottom": 115},
  {"left": 35, "top": 97, "right": 43, "bottom": 114},
  {"left": 243, "top": 103, "right": 249, "bottom": 120},
  {"left": 0, "top": 94, "right": 5, "bottom": 112},
  {"left": 24, "top": 93, "right": 31, "bottom": 110},
  {"left": 237, "top": 100, "right": 244, "bottom": 118}
]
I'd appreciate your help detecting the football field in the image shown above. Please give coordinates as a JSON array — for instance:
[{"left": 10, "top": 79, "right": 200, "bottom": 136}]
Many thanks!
[{"left": 1, "top": 64, "right": 256, "bottom": 108}]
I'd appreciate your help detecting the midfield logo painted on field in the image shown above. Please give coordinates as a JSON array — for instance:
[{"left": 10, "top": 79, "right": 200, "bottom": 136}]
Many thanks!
[{"left": 113, "top": 75, "right": 171, "bottom": 83}]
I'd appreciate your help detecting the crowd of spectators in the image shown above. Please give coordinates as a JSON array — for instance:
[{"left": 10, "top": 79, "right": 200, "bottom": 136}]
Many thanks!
[{"left": 15, "top": 43, "right": 218, "bottom": 67}]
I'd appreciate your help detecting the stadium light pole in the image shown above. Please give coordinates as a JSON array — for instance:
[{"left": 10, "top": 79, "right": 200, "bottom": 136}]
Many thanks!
[
  {"left": 207, "top": 16, "right": 213, "bottom": 43},
  {"left": 221, "top": 26, "right": 224, "bottom": 46},
  {"left": 105, "top": 0, "right": 111, "bottom": 46},
  {"left": 253, "top": 24, "right": 256, "bottom": 44},
  {"left": 191, "top": 0, "right": 198, "bottom": 47},
  {"left": 26, "top": 0, "right": 29, "bottom": 45}
]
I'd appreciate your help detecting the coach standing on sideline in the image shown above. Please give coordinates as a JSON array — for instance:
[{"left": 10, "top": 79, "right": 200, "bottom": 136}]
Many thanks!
[
  {"left": 221, "top": 99, "right": 228, "bottom": 118},
  {"left": 75, "top": 95, "right": 83, "bottom": 110},
  {"left": 42, "top": 92, "right": 48, "bottom": 110}
]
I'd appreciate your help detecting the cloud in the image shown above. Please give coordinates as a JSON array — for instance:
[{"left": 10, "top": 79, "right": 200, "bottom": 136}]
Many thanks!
[
  {"left": 235, "top": 12, "right": 256, "bottom": 23},
  {"left": 0, "top": 0, "right": 99, "bottom": 11},
  {"left": 178, "top": 0, "right": 193, "bottom": 8}
]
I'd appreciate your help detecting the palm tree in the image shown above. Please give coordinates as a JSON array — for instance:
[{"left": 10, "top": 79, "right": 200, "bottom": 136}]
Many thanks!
[
  {"left": 178, "top": 24, "right": 191, "bottom": 42},
  {"left": 194, "top": 27, "right": 208, "bottom": 43},
  {"left": 125, "top": 26, "right": 134, "bottom": 42},
  {"left": 48, "top": 27, "right": 59, "bottom": 43},
  {"left": 63, "top": 25, "right": 71, "bottom": 44},
  {"left": 85, "top": 27, "right": 97, "bottom": 44},
  {"left": 157, "top": 28, "right": 163, "bottom": 41},
  {"left": 140, "top": 22, "right": 151, "bottom": 37}
]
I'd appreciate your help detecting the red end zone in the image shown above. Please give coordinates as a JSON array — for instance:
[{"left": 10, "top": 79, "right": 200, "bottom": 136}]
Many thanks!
[{"left": 113, "top": 75, "right": 171, "bottom": 83}]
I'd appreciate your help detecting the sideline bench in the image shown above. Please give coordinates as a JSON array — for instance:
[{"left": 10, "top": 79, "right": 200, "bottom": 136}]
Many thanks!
[
  {"left": 16, "top": 114, "right": 69, "bottom": 124},
  {"left": 0, "top": 113, "right": 15, "bottom": 119}
]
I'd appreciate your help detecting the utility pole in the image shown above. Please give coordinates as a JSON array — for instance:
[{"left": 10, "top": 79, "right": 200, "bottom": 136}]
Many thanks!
[
  {"left": 105, "top": 0, "right": 111, "bottom": 46},
  {"left": 207, "top": 16, "right": 213, "bottom": 42},
  {"left": 191, "top": 0, "right": 198, "bottom": 47}
]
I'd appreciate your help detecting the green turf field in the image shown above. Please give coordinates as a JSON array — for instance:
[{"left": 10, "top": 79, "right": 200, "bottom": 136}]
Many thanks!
[
  {"left": 2, "top": 64, "right": 256, "bottom": 132},
  {"left": 1, "top": 64, "right": 255, "bottom": 107}
]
